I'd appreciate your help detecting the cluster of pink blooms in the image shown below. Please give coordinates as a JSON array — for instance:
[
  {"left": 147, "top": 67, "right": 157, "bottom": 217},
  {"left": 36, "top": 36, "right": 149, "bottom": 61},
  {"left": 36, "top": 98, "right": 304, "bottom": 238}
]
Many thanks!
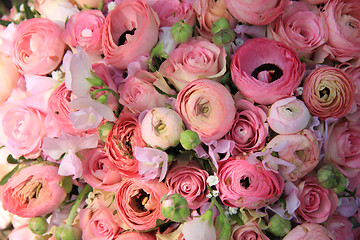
[{"left": 0, "top": 0, "right": 359, "bottom": 239}]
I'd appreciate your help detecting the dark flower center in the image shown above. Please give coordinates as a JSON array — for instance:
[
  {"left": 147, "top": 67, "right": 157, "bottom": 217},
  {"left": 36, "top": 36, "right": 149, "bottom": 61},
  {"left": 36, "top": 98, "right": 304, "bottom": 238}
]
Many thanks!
[
  {"left": 251, "top": 63, "right": 283, "bottom": 82},
  {"left": 240, "top": 176, "right": 250, "bottom": 189},
  {"left": 319, "top": 87, "right": 330, "bottom": 99},
  {"left": 118, "top": 28, "right": 136, "bottom": 46},
  {"left": 132, "top": 189, "right": 150, "bottom": 212}
]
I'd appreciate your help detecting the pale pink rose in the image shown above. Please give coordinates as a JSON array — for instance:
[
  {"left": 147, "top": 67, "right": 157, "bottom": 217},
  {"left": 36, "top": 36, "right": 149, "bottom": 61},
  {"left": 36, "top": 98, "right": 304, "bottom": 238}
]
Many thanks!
[
  {"left": 105, "top": 113, "right": 147, "bottom": 178},
  {"left": 267, "top": 97, "right": 311, "bottom": 135},
  {"left": 283, "top": 222, "right": 335, "bottom": 240},
  {"left": 326, "top": 120, "right": 360, "bottom": 177},
  {"left": 296, "top": 177, "right": 338, "bottom": 223},
  {"left": 231, "top": 38, "right": 305, "bottom": 105},
  {"left": 115, "top": 231, "right": 156, "bottom": 240},
  {"left": 265, "top": 129, "right": 320, "bottom": 182},
  {"left": 224, "top": 0, "right": 290, "bottom": 25},
  {"left": 182, "top": 217, "right": 216, "bottom": 240},
  {"left": 102, "top": 0, "right": 160, "bottom": 69},
  {"left": 321, "top": 0, "right": 360, "bottom": 61},
  {"left": 267, "top": 1, "right": 327, "bottom": 59},
  {"left": 176, "top": 79, "right": 236, "bottom": 143},
  {"left": 8, "top": 225, "right": 37, "bottom": 240},
  {"left": 326, "top": 215, "right": 354, "bottom": 240},
  {"left": 159, "top": 38, "right": 226, "bottom": 91},
  {"left": 2, "top": 164, "right": 67, "bottom": 218},
  {"left": 151, "top": 0, "right": 196, "bottom": 27},
  {"left": 81, "top": 145, "right": 122, "bottom": 192},
  {"left": 115, "top": 178, "right": 168, "bottom": 231},
  {"left": 12, "top": 18, "right": 65, "bottom": 75},
  {"left": 225, "top": 99, "right": 268, "bottom": 155},
  {"left": 302, "top": 66, "right": 354, "bottom": 120},
  {"left": 231, "top": 222, "right": 270, "bottom": 240},
  {"left": 165, "top": 161, "right": 209, "bottom": 209},
  {"left": 217, "top": 157, "right": 284, "bottom": 209},
  {"left": 0, "top": 52, "right": 20, "bottom": 105}
]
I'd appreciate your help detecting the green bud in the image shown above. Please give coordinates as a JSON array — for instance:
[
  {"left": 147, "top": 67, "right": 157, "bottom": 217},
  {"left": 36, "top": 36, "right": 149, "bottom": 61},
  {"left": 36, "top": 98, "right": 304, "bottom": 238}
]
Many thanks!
[
  {"left": 98, "top": 122, "right": 114, "bottom": 142},
  {"left": 171, "top": 21, "right": 193, "bottom": 43},
  {"left": 55, "top": 225, "right": 81, "bottom": 240},
  {"left": 212, "top": 29, "right": 235, "bottom": 46},
  {"left": 180, "top": 130, "right": 201, "bottom": 150},
  {"left": 28, "top": 216, "right": 48, "bottom": 235},
  {"left": 211, "top": 18, "right": 230, "bottom": 35},
  {"left": 161, "top": 193, "right": 190, "bottom": 222},
  {"left": 317, "top": 165, "right": 339, "bottom": 189},
  {"left": 333, "top": 174, "right": 347, "bottom": 194},
  {"left": 267, "top": 214, "right": 291, "bottom": 237}
]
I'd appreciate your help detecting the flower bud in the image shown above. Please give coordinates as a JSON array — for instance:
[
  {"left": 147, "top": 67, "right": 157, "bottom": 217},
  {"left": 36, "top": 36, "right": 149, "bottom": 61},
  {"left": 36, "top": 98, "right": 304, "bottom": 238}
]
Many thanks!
[
  {"left": 55, "top": 225, "right": 81, "bottom": 240},
  {"left": 28, "top": 216, "right": 48, "bottom": 235},
  {"left": 213, "top": 29, "right": 235, "bottom": 46},
  {"left": 317, "top": 165, "right": 343, "bottom": 190},
  {"left": 161, "top": 193, "right": 190, "bottom": 222},
  {"left": 171, "top": 21, "right": 193, "bottom": 43},
  {"left": 180, "top": 130, "right": 201, "bottom": 150},
  {"left": 333, "top": 174, "right": 347, "bottom": 194},
  {"left": 268, "top": 214, "right": 291, "bottom": 237},
  {"left": 98, "top": 121, "right": 114, "bottom": 142},
  {"left": 211, "top": 18, "right": 230, "bottom": 35}
]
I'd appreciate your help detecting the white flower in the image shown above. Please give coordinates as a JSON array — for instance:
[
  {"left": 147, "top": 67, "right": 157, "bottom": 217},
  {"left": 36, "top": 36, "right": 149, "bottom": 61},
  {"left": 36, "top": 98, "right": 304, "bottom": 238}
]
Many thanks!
[
  {"left": 108, "top": 1, "right": 116, "bottom": 11},
  {"left": 207, "top": 175, "right": 219, "bottom": 187},
  {"left": 228, "top": 207, "right": 238, "bottom": 215},
  {"left": 212, "top": 190, "right": 219, "bottom": 197}
]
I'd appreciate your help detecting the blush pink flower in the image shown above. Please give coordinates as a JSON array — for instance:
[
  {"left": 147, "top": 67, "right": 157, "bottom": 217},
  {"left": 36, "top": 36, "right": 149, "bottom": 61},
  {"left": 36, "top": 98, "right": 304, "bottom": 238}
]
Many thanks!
[
  {"left": 231, "top": 38, "right": 305, "bottom": 105},
  {"left": 326, "top": 215, "right": 354, "bottom": 240},
  {"left": 217, "top": 157, "right": 284, "bottom": 209},
  {"left": 0, "top": 52, "right": 20, "bottom": 105},
  {"left": 283, "top": 222, "right": 335, "bottom": 240},
  {"left": 102, "top": 0, "right": 160, "bottom": 69},
  {"left": 176, "top": 79, "right": 236, "bottom": 143}
]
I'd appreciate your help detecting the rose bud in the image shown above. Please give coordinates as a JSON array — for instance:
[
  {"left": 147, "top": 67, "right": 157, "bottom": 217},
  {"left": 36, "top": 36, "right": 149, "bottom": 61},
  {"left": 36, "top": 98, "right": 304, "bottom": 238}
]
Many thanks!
[
  {"left": 211, "top": 17, "right": 231, "bottom": 35},
  {"left": 28, "top": 216, "right": 48, "bottom": 235},
  {"left": 141, "top": 107, "right": 184, "bottom": 150},
  {"left": 213, "top": 28, "right": 235, "bottom": 46},
  {"left": 171, "top": 20, "right": 193, "bottom": 43},
  {"left": 268, "top": 214, "right": 291, "bottom": 237},
  {"left": 55, "top": 225, "right": 81, "bottom": 240},
  {"left": 268, "top": 97, "right": 311, "bottom": 134},
  {"left": 180, "top": 130, "right": 201, "bottom": 150},
  {"left": 161, "top": 193, "right": 190, "bottom": 222}
]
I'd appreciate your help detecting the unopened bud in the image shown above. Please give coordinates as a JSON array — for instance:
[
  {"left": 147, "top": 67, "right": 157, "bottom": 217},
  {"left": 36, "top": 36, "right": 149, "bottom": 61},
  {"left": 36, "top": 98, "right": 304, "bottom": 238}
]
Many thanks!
[
  {"left": 161, "top": 194, "right": 190, "bottom": 222},
  {"left": 333, "top": 174, "right": 348, "bottom": 194},
  {"left": 28, "top": 216, "right": 48, "bottom": 235},
  {"left": 98, "top": 122, "right": 114, "bottom": 142},
  {"left": 171, "top": 21, "right": 193, "bottom": 43},
  {"left": 180, "top": 130, "right": 201, "bottom": 150},
  {"left": 317, "top": 165, "right": 339, "bottom": 189},
  {"left": 213, "top": 29, "right": 235, "bottom": 46},
  {"left": 211, "top": 18, "right": 230, "bottom": 35},
  {"left": 268, "top": 214, "right": 291, "bottom": 237},
  {"left": 55, "top": 225, "right": 81, "bottom": 240}
]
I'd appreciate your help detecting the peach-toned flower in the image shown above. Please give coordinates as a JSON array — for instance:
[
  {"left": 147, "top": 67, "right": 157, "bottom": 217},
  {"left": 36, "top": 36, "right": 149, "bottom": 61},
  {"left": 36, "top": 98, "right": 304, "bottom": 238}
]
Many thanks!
[
  {"left": 0, "top": 52, "right": 20, "bottom": 105},
  {"left": 283, "top": 222, "right": 335, "bottom": 240}
]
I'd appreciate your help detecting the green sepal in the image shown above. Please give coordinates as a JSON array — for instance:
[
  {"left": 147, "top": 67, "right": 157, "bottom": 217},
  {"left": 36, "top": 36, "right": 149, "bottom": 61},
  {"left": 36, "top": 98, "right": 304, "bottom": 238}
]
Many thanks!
[
  {"left": 0, "top": 165, "right": 19, "bottom": 186},
  {"left": 59, "top": 176, "right": 73, "bottom": 194}
]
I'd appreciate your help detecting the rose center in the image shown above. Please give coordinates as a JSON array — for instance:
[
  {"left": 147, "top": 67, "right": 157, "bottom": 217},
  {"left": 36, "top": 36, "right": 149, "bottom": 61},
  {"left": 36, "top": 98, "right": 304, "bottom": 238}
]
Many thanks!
[
  {"left": 240, "top": 176, "right": 250, "bottom": 189},
  {"left": 118, "top": 28, "right": 136, "bottom": 46},
  {"left": 251, "top": 63, "right": 283, "bottom": 83}
]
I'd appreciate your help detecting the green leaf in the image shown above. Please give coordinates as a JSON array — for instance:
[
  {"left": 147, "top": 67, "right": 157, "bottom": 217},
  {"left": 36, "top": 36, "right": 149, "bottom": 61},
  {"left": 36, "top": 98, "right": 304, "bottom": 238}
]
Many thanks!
[
  {"left": 153, "top": 85, "right": 177, "bottom": 98},
  {"left": 0, "top": 19, "right": 12, "bottom": 27},
  {"left": 23, "top": 2, "right": 35, "bottom": 19},
  {"left": 215, "top": 213, "right": 231, "bottom": 240},
  {"left": 0, "top": 165, "right": 19, "bottom": 185},
  {"left": 7, "top": 154, "right": 19, "bottom": 164}
]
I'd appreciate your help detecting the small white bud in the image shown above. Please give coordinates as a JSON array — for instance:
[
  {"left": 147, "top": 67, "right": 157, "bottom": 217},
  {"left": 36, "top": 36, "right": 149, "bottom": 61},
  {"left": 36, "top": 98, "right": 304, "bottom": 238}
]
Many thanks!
[
  {"left": 212, "top": 190, "right": 219, "bottom": 197},
  {"left": 51, "top": 70, "right": 65, "bottom": 80},
  {"left": 107, "top": 2, "right": 116, "bottom": 12},
  {"left": 207, "top": 175, "right": 219, "bottom": 187},
  {"left": 228, "top": 207, "right": 238, "bottom": 215}
]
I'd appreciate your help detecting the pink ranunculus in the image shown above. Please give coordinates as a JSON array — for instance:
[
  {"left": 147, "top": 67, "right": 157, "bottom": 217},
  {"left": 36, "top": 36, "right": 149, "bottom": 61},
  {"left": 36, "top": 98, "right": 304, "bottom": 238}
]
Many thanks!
[
  {"left": 159, "top": 38, "right": 226, "bottom": 91},
  {"left": 267, "top": 1, "right": 327, "bottom": 59},
  {"left": 2, "top": 164, "right": 67, "bottom": 218},
  {"left": 267, "top": 97, "right": 311, "bottom": 135},
  {"left": 296, "top": 177, "right": 338, "bottom": 223},
  {"left": 115, "top": 178, "right": 168, "bottom": 231},
  {"left": 321, "top": 0, "right": 360, "bottom": 61},
  {"left": 217, "top": 157, "right": 284, "bottom": 209},
  {"left": 225, "top": 99, "right": 268, "bottom": 155},
  {"left": 302, "top": 66, "right": 354, "bottom": 120},
  {"left": 283, "top": 222, "right": 335, "bottom": 240},
  {"left": 265, "top": 129, "right": 320, "bottom": 182},
  {"left": 224, "top": 0, "right": 290, "bottom": 25},
  {"left": 115, "top": 231, "right": 156, "bottom": 240},
  {"left": 81, "top": 145, "right": 122, "bottom": 192},
  {"left": 151, "top": 0, "right": 196, "bottom": 27},
  {"left": 326, "top": 215, "right": 354, "bottom": 240},
  {"left": 165, "top": 161, "right": 209, "bottom": 209},
  {"left": 231, "top": 38, "right": 305, "bottom": 105},
  {"left": 230, "top": 222, "right": 270, "bottom": 240},
  {"left": 102, "top": 0, "right": 160, "bottom": 69},
  {"left": 326, "top": 120, "right": 360, "bottom": 177},
  {"left": 12, "top": 18, "right": 65, "bottom": 75},
  {"left": 0, "top": 52, "right": 20, "bottom": 105},
  {"left": 105, "top": 113, "right": 147, "bottom": 178},
  {"left": 176, "top": 79, "right": 236, "bottom": 143}
]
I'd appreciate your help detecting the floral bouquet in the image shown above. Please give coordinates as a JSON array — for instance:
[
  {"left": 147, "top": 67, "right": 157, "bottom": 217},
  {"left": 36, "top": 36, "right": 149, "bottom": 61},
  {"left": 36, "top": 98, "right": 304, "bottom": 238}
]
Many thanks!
[{"left": 0, "top": 0, "right": 360, "bottom": 239}]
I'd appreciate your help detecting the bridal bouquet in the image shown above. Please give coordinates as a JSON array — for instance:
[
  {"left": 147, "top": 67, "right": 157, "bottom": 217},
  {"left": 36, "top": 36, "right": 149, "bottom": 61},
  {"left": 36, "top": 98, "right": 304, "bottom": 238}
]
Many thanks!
[{"left": 0, "top": 0, "right": 360, "bottom": 239}]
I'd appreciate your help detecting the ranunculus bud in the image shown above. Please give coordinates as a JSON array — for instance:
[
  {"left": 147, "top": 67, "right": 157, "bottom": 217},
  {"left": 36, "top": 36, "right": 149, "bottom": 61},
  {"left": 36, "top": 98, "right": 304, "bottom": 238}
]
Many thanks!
[
  {"left": 268, "top": 214, "right": 291, "bottom": 237},
  {"left": 98, "top": 122, "right": 115, "bottom": 142},
  {"left": 213, "top": 29, "right": 235, "bottom": 46},
  {"left": 141, "top": 107, "right": 184, "bottom": 150},
  {"left": 55, "top": 225, "right": 81, "bottom": 240},
  {"left": 211, "top": 17, "right": 230, "bottom": 35},
  {"left": 161, "top": 193, "right": 190, "bottom": 222},
  {"left": 28, "top": 216, "right": 48, "bottom": 235},
  {"left": 317, "top": 165, "right": 344, "bottom": 190},
  {"left": 180, "top": 130, "right": 201, "bottom": 150},
  {"left": 333, "top": 174, "right": 347, "bottom": 194},
  {"left": 171, "top": 20, "right": 193, "bottom": 43}
]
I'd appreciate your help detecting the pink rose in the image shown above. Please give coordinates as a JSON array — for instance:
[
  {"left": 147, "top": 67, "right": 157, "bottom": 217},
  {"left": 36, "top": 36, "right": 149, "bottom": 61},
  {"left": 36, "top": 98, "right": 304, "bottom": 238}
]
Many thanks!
[
  {"left": 267, "top": 1, "right": 327, "bottom": 59},
  {"left": 102, "top": 0, "right": 160, "bottom": 69},
  {"left": 159, "top": 38, "right": 226, "bottom": 91},
  {"left": 0, "top": 52, "right": 20, "bottom": 105},
  {"left": 115, "top": 178, "right": 168, "bottom": 231},
  {"left": 217, "top": 157, "right": 284, "bottom": 209},
  {"left": 165, "top": 161, "right": 209, "bottom": 209},
  {"left": 12, "top": 18, "right": 65, "bottom": 75},
  {"left": 2, "top": 164, "right": 67, "bottom": 218},
  {"left": 105, "top": 113, "right": 147, "bottom": 178},
  {"left": 326, "top": 120, "right": 360, "bottom": 177},
  {"left": 296, "top": 177, "right": 338, "bottom": 223},
  {"left": 224, "top": 0, "right": 290, "bottom": 25},
  {"left": 225, "top": 99, "right": 268, "bottom": 155},
  {"left": 321, "top": 0, "right": 360, "bottom": 61},
  {"left": 302, "top": 66, "right": 354, "bottom": 120},
  {"left": 115, "top": 231, "right": 156, "bottom": 240},
  {"left": 230, "top": 38, "right": 305, "bottom": 105},
  {"left": 326, "top": 215, "right": 354, "bottom": 240},
  {"left": 176, "top": 79, "right": 236, "bottom": 143},
  {"left": 230, "top": 222, "right": 270, "bottom": 240},
  {"left": 283, "top": 223, "right": 335, "bottom": 240}
]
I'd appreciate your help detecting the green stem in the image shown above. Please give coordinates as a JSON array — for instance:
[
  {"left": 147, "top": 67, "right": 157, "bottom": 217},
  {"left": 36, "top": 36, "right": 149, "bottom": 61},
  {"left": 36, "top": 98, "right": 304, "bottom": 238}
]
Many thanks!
[
  {"left": 90, "top": 88, "right": 120, "bottom": 100},
  {"left": 211, "top": 197, "right": 226, "bottom": 216},
  {"left": 66, "top": 184, "right": 92, "bottom": 226}
]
